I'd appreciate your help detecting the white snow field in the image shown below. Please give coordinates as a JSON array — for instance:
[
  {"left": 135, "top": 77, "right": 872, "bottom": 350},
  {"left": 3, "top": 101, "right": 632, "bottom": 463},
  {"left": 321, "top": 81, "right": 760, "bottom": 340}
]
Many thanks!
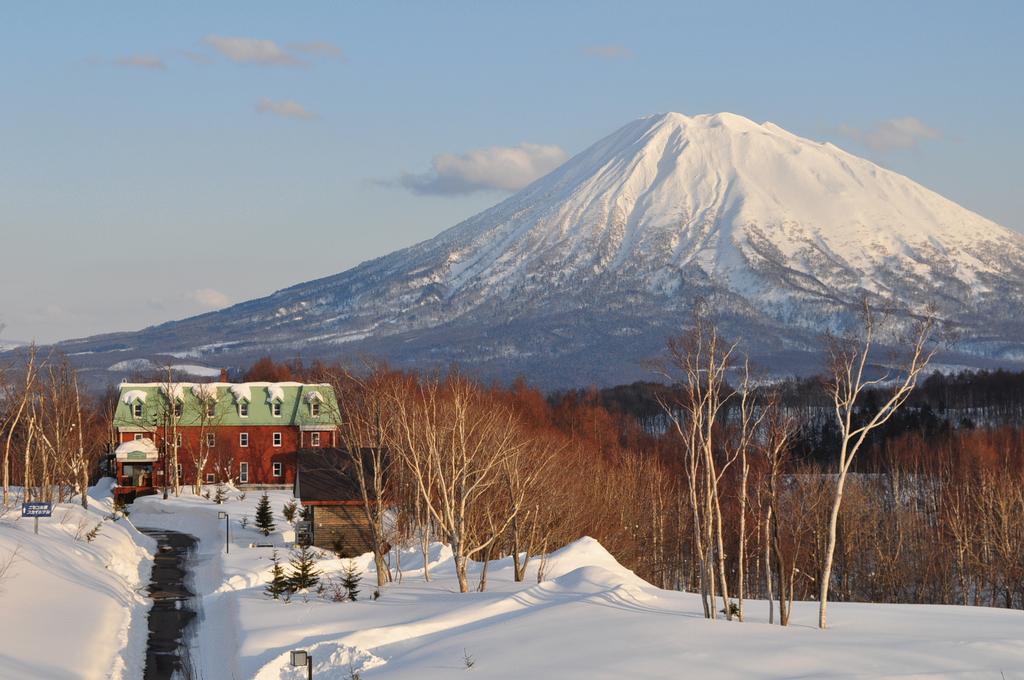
[
  {"left": 0, "top": 481, "right": 154, "bottom": 679},
  {"left": 3, "top": 485, "right": 1024, "bottom": 679}
]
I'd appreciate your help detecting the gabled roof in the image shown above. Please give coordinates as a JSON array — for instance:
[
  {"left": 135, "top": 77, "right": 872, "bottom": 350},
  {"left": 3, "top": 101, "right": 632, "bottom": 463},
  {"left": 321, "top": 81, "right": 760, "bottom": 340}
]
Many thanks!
[
  {"left": 294, "top": 448, "right": 384, "bottom": 504},
  {"left": 112, "top": 381, "right": 338, "bottom": 428}
]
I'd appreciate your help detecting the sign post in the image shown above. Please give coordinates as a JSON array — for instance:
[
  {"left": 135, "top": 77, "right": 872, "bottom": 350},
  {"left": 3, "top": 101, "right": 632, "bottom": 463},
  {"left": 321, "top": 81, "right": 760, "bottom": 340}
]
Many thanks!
[
  {"left": 217, "top": 511, "right": 230, "bottom": 554},
  {"left": 22, "top": 502, "right": 53, "bottom": 534}
]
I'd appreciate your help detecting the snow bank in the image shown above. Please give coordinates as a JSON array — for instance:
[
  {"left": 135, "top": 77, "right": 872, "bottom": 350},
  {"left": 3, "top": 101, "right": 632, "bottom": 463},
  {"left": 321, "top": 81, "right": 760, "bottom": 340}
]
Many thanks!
[{"left": 0, "top": 482, "right": 155, "bottom": 679}]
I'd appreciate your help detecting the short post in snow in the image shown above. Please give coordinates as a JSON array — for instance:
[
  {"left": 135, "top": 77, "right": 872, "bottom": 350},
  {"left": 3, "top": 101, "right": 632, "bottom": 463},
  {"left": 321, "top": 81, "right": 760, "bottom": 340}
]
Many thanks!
[
  {"left": 217, "top": 511, "right": 229, "bottom": 554},
  {"left": 290, "top": 649, "right": 312, "bottom": 680}
]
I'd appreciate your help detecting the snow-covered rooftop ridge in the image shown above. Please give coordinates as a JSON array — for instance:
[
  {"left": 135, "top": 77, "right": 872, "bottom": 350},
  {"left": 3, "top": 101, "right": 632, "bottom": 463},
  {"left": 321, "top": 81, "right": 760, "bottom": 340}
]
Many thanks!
[
  {"left": 120, "top": 381, "right": 329, "bottom": 389},
  {"left": 121, "top": 389, "right": 148, "bottom": 404},
  {"left": 113, "top": 437, "right": 157, "bottom": 456},
  {"left": 265, "top": 384, "right": 285, "bottom": 403},
  {"left": 159, "top": 383, "right": 185, "bottom": 402}
]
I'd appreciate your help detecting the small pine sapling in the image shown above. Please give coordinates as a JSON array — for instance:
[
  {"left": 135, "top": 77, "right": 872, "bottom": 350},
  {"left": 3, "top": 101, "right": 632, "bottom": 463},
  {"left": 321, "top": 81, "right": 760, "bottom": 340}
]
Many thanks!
[
  {"left": 341, "top": 559, "right": 362, "bottom": 601},
  {"left": 265, "top": 549, "right": 290, "bottom": 600},
  {"left": 254, "top": 493, "right": 276, "bottom": 536},
  {"left": 287, "top": 544, "right": 321, "bottom": 591},
  {"left": 213, "top": 483, "right": 228, "bottom": 504},
  {"left": 463, "top": 649, "right": 475, "bottom": 670},
  {"left": 282, "top": 500, "right": 297, "bottom": 523},
  {"left": 85, "top": 523, "right": 102, "bottom": 542}
]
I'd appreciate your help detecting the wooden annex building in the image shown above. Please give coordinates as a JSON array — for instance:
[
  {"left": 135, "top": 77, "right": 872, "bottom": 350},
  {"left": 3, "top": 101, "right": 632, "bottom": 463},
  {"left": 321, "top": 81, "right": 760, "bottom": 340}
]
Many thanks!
[{"left": 293, "top": 448, "right": 383, "bottom": 557}]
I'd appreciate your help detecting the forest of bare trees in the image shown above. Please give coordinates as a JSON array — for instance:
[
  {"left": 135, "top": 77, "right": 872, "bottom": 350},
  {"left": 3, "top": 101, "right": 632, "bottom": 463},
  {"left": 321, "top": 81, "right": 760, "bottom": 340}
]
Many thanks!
[{"left": 3, "top": 314, "right": 1024, "bottom": 620}]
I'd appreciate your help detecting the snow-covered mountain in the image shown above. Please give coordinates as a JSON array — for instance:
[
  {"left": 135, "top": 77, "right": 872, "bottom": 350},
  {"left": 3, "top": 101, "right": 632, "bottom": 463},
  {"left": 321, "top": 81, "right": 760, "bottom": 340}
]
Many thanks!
[{"left": 51, "top": 112, "right": 1024, "bottom": 386}]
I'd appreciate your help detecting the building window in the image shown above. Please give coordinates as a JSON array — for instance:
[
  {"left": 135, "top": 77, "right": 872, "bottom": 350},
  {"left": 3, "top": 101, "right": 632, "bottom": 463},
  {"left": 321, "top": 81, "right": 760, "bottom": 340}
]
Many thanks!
[
  {"left": 174, "top": 402, "right": 183, "bottom": 418},
  {"left": 272, "top": 402, "right": 282, "bottom": 417},
  {"left": 239, "top": 462, "right": 248, "bottom": 483},
  {"left": 133, "top": 402, "right": 143, "bottom": 418},
  {"left": 239, "top": 401, "right": 249, "bottom": 418},
  {"left": 239, "top": 432, "right": 249, "bottom": 447},
  {"left": 175, "top": 433, "right": 182, "bottom": 447},
  {"left": 273, "top": 432, "right": 282, "bottom": 447},
  {"left": 206, "top": 402, "right": 216, "bottom": 418},
  {"left": 206, "top": 432, "right": 216, "bottom": 448},
  {"left": 134, "top": 433, "right": 144, "bottom": 441},
  {"left": 310, "top": 402, "right": 321, "bottom": 417},
  {"left": 176, "top": 463, "right": 183, "bottom": 480},
  {"left": 310, "top": 432, "right": 321, "bottom": 447},
  {"left": 206, "top": 473, "right": 215, "bottom": 483},
  {"left": 272, "top": 462, "right": 282, "bottom": 477}
]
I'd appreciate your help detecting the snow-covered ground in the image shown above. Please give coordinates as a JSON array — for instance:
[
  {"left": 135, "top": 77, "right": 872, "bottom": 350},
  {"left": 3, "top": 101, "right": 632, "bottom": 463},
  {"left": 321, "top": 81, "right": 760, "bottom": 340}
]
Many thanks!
[
  {"left": 0, "top": 481, "right": 154, "bottom": 679},
  {"left": 3, "top": 484, "right": 1024, "bottom": 679}
]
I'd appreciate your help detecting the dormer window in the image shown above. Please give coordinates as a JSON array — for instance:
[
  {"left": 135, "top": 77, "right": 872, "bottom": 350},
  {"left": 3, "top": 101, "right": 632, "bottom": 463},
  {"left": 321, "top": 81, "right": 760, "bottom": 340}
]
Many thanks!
[
  {"left": 272, "top": 402, "right": 282, "bottom": 417},
  {"left": 133, "top": 402, "right": 143, "bottom": 418},
  {"left": 239, "top": 401, "right": 249, "bottom": 418},
  {"left": 174, "top": 402, "right": 183, "bottom": 418},
  {"left": 206, "top": 402, "right": 216, "bottom": 418},
  {"left": 310, "top": 402, "right": 320, "bottom": 418}
]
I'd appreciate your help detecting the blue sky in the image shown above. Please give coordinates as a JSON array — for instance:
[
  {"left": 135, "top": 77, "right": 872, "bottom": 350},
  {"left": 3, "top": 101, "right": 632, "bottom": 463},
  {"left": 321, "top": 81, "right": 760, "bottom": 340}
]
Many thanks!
[{"left": 1, "top": 1, "right": 1022, "bottom": 342}]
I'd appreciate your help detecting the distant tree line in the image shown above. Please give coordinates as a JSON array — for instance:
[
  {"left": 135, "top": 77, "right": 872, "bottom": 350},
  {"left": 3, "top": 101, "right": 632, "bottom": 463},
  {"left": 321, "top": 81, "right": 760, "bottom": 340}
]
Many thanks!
[{"left": 3, "top": 309, "right": 1024, "bottom": 622}]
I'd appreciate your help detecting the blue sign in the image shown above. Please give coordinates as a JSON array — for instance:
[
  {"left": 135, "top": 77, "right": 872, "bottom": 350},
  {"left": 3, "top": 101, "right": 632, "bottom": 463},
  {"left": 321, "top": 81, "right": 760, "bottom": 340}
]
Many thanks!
[{"left": 22, "top": 502, "right": 52, "bottom": 518}]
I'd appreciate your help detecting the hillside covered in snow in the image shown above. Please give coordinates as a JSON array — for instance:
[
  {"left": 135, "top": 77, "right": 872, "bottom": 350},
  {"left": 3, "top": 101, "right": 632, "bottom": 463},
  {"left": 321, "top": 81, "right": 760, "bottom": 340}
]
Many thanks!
[
  {"left": 2, "top": 485, "right": 1023, "bottom": 679},
  {"left": 46, "top": 112, "right": 1024, "bottom": 387}
]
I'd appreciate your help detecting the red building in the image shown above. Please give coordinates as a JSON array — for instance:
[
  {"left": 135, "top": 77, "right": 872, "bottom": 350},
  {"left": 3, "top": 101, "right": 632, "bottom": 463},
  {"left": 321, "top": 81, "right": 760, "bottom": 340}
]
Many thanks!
[{"left": 112, "top": 380, "right": 339, "bottom": 496}]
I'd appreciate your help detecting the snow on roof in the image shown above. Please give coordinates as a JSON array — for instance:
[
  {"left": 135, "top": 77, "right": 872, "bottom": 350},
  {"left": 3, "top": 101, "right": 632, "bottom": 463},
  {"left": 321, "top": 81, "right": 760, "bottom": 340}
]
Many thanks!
[
  {"left": 229, "top": 384, "right": 252, "bottom": 403},
  {"left": 121, "top": 389, "right": 148, "bottom": 405},
  {"left": 191, "top": 383, "right": 218, "bottom": 401},
  {"left": 266, "top": 384, "right": 285, "bottom": 403},
  {"left": 305, "top": 390, "right": 324, "bottom": 403},
  {"left": 159, "top": 383, "right": 185, "bottom": 402},
  {"left": 114, "top": 438, "right": 158, "bottom": 460}
]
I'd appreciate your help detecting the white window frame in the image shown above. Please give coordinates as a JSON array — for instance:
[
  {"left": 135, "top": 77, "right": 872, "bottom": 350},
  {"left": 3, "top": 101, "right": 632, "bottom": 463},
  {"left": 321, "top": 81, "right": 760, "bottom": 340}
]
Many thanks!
[
  {"left": 239, "top": 432, "right": 249, "bottom": 447},
  {"left": 176, "top": 463, "right": 183, "bottom": 480},
  {"left": 310, "top": 402, "right": 321, "bottom": 418},
  {"left": 206, "top": 402, "right": 216, "bottom": 418},
  {"left": 273, "top": 432, "right": 282, "bottom": 447},
  {"left": 174, "top": 401, "right": 183, "bottom": 418},
  {"left": 272, "top": 462, "right": 282, "bottom": 478},
  {"left": 175, "top": 433, "right": 182, "bottom": 447},
  {"left": 205, "top": 472, "right": 215, "bottom": 483},
  {"left": 310, "top": 431, "right": 321, "bottom": 447},
  {"left": 239, "top": 462, "right": 249, "bottom": 483},
  {"left": 272, "top": 402, "right": 282, "bottom": 417},
  {"left": 239, "top": 401, "right": 249, "bottom": 418},
  {"left": 133, "top": 402, "right": 143, "bottom": 418},
  {"left": 206, "top": 432, "right": 216, "bottom": 448},
  {"left": 134, "top": 433, "right": 144, "bottom": 441}
]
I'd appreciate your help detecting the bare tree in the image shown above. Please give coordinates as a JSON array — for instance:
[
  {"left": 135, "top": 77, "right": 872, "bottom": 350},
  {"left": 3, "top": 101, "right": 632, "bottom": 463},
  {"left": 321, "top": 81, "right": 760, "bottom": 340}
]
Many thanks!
[
  {"left": 818, "top": 302, "right": 935, "bottom": 628},
  {"left": 2, "top": 345, "right": 38, "bottom": 505},
  {"left": 385, "top": 374, "right": 534, "bottom": 593}
]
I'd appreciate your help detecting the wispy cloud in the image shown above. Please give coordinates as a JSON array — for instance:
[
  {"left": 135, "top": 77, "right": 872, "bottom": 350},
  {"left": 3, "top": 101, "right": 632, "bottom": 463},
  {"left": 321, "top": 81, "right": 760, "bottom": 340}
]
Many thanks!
[
  {"left": 255, "top": 98, "right": 316, "bottom": 120},
  {"left": 582, "top": 44, "right": 634, "bottom": 59},
  {"left": 393, "top": 143, "right": 568, "bottom": 196},
  {"left": 178, "top": 49, "right": 214, "bottom": 65},
  {"left": 188, "top": 289, "right": 231, "bottom": 309},
  {"left": 113, "top": 54, "right": 167, "bottom": 70},
  {"left": 203, "top": 35, "right": 300, "bottom": 65},
  {"left": 289, "top": 41, "right": 345, "bottom": 61},
  {"left": 836, "top": 117, "right": 940, "bottom": 151}
]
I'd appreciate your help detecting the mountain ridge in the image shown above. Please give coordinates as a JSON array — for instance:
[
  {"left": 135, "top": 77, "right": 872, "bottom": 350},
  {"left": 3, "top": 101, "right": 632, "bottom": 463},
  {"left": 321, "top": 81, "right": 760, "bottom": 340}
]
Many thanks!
[{"left": 36, "top": 112, "right": 1024, "bottom": 387}]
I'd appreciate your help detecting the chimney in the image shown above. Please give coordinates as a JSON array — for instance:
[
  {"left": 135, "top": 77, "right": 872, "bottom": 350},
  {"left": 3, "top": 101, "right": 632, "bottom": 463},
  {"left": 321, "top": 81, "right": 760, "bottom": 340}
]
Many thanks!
[{"left": 219, "top": 368, "right": 229, "bottom": 383}]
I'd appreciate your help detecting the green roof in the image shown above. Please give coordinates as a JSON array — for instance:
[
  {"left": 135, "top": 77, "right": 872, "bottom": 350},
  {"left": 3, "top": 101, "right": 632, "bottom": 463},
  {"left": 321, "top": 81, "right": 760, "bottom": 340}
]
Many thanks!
[{"left": 113, "top": 382, "right": 338, "bottom": 429}]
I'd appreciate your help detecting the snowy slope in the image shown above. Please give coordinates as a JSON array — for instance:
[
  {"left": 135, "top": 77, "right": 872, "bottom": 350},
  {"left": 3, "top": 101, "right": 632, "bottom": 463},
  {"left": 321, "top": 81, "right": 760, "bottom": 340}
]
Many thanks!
[
  {"left": 51, "top": 113, "right": 1024, "bottom": 387},
  {"left": 0, "top": 482, "right": 154, "bottom": 680},
  {"left": 3, "top": 486, "right": 1024, "bottom": 679}
]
